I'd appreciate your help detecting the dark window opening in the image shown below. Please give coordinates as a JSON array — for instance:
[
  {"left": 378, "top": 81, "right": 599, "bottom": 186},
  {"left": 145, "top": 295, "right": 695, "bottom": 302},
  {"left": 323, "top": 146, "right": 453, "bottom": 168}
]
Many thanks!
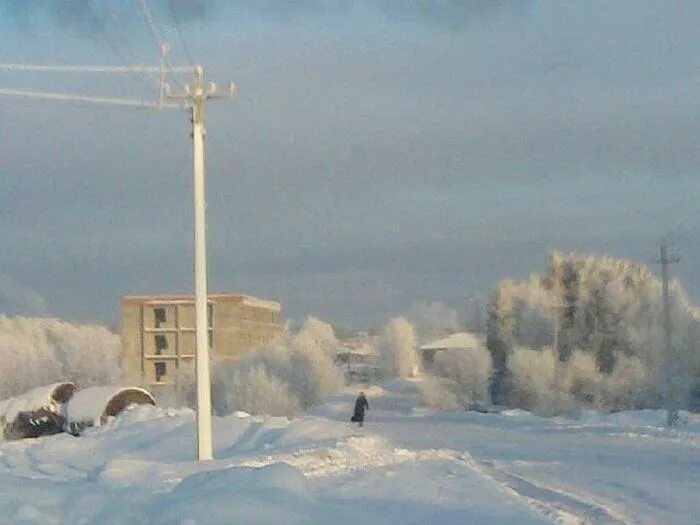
[
  {"left": 155, "top": 362, "right": 167, "bottom": 382},
  {"left": 155, "top": 335, "right": 168, "bottom": 355},
  {"left": 154, "top": 308, "right": 166, "bottom": 328}
]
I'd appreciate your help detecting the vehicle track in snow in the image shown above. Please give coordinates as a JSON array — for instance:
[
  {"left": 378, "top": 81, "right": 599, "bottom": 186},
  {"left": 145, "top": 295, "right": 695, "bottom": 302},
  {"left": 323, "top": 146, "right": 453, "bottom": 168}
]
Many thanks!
[
  {"left": 222, "top": 430, "right": 634, "bottom": 525},
  {"left": 457, "top": 452, "right": 635, "bottom": 525}
]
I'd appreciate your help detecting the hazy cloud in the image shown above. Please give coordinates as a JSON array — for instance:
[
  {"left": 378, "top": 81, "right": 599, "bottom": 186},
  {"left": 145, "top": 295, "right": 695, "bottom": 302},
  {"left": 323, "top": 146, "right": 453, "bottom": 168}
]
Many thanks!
[
  {"left": 1, "top": 2, "right": 699, "bottom": 327},
  {"left": 0, "top": 274, "right": 49, "bottom": 315},
  {"left": 1, "top": 0, "right": 522, "bottom": 34}
]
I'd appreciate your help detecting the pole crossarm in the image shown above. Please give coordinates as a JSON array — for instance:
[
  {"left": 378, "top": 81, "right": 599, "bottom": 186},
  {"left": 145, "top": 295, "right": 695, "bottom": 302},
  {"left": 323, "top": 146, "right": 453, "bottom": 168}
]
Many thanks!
[
  {"left": 0, "top": 63, "right": 190, "bottom": 74},
  {"left": 165, "top": 66, "right": 236, "bottom": 105}
]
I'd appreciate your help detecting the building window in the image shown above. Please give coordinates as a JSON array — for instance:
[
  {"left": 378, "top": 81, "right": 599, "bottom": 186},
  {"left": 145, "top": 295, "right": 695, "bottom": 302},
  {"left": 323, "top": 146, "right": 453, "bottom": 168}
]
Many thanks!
[
  {"left": 155, "top": 334, "right": 168, "bottom": 355},
  {"left": 154, "top": 308, "right": 166, "bottom": 328},
  {"left": 155, "top": 362, "right": 167, "bottom": 382}
]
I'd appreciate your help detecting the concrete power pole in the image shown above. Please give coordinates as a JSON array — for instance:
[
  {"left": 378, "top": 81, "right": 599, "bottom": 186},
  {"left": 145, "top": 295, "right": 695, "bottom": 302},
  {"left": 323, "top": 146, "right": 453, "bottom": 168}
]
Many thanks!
[
  {"left": 2, "top": 41, "right": 234, "bottom": 465},
  {"left": 550, "top": 303, "right": 567, "bottom": 414},
  {"left": 656, "top": 240, "right": 681, "bottom": 426},
  {"left": 168, "top": 67, "right": 235, "bottom": 460}
]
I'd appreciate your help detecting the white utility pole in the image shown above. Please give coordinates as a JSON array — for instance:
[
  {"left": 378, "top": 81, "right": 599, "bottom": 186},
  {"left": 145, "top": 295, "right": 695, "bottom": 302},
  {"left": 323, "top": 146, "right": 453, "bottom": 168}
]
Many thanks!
[
  {"left": 0, "top": 61, "right": 235, "bottom": 461},
  {"left": 168, "top": 66, "right": 235, "bottom": 460},
  {"left": 655, "top": 240, "right": 681, "bottom": 426}
]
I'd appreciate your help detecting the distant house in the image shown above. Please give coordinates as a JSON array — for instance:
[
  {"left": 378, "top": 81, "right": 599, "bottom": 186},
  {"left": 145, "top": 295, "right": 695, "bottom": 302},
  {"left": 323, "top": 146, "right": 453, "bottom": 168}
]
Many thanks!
[
  {"left": 335, "top": 340, "right": 374, "bottom": 364},
  {"left": 335, "top": 338, "right": 381, "bottom": 383},
  {"left": 419, "top": 332, "right": 485, "bottom": 369}
]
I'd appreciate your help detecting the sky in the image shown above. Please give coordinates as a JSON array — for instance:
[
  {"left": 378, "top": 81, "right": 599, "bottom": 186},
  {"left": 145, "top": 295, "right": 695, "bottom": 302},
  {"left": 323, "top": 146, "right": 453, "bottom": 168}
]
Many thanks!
[{"left": 1, "top": 1, "right": 700, "bottom": 330}]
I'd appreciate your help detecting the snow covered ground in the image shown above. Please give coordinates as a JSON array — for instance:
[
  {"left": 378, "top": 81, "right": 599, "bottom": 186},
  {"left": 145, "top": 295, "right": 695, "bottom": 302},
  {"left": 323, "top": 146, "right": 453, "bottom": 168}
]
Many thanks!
[{"left": 0, "top": 379, "right": 697, "bottom": 524}]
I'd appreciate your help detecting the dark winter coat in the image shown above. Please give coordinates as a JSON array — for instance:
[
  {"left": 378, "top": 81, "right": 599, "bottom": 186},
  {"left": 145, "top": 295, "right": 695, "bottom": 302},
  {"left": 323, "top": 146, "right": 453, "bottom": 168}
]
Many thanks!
[{"left": 352, "top": 394, "right": 369, "bottom": 422}]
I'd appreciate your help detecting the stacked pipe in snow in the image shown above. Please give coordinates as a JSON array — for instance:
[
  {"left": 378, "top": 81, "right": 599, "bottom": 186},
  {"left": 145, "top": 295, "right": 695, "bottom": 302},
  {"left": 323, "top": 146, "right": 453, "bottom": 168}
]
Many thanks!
[
  {"left": 0, "top": 384, "right": 156, "bottom": 440},
  {"left": 0, "top": 382, "right": 76, "bottom": 439},
  {"left": 65, "top": 386, "right": 156, "bottom": 428}
]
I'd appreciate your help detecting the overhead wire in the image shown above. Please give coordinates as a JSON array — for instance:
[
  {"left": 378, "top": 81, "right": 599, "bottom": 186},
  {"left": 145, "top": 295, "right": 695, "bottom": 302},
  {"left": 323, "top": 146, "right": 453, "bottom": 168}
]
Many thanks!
[
  {"left": 663, "top": 209, "right": 700, "bottom": 245},
  {"left": 0, "top": 63, "right": 186, "bottom": 74},
  {"left": 136, "top": 0, "right": 188, "bottom": 90},
  {"left": 104, "top": 0, "right": 161, "bottom": 92},
  {"left": 167, "top": 0, "right": 196, "bottom": 67},
  {"left": 0, "top": 87, "right": 179, "bottom": 109},
  {"left": 0, "top": 0, "right": 193, "bottom": 110}
]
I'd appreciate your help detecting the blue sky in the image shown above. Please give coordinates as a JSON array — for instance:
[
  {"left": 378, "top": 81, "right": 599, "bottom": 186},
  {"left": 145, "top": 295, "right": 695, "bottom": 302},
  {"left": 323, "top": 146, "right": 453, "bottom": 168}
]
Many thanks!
[{"left": 1, "top": 1, "right": 700, "bottom": 328}]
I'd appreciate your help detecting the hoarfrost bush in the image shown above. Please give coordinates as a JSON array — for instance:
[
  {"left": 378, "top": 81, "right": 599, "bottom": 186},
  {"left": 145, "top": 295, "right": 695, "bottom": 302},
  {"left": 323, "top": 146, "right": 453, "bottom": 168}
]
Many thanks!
[
  {"left": 420, "top": 346, "right": 492, "bottom": 410},
  {"left": 599, "top": 354, "right": 659, "bottom": 411},
  {"left": 173, "top": 317, "right": 344, "bottom": 417},
  {"left": 505, "top": 346, "right": 570, "bottom": 416},
  {"left": 215, "top": 365, "right": 300, "bottom": 417},
  {"left": 504, "top": 346, "right": 665, "bottom": 415},
  {"left": 379, "top": 317, "right": 420, "bottom": 378},
  {"left": 420, "top": 377, "right": 461, "bottom": 410},
  {"left": 488, "top": 251, "right": 700, "bottom": 411},
  {"left": 0, "top": 316, "right": 120, "bottom": 399},
  {"left": 564, "top": 350, "right": 599, "bottom": 405}
]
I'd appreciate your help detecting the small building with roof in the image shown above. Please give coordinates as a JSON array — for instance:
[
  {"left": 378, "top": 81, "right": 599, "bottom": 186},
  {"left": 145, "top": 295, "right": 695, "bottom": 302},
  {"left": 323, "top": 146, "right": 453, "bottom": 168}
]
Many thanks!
[{"left": 419, "top": 332, "right": 485, "bottom": 369}]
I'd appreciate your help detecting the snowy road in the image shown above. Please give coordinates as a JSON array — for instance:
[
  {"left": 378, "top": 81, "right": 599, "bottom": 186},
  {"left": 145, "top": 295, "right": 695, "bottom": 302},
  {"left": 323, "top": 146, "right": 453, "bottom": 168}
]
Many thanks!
[
  {"left": 0, "top": 380, "right": 697, "bottom": 524},
  {"left": 313, "top": 381, "right": 700, "bottom": 525}
]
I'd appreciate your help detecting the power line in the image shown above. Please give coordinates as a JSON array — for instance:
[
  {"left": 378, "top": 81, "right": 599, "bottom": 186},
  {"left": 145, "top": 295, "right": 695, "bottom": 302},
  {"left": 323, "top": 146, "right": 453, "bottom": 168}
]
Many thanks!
[
  {"left": 663, "top": 209, "right": 700, "bottom": 245},
  {"left": 0, "top": 87, "right": 178, "bottom": 108},
  {"left": 167, "top": 0, "right": 195, "bottom": 67},
  {"left": 103, "top": 1, "right": 161, "bottom": 91},
  {"left": 0, "top": 64, "right": 236, "bottom": 462},
  {"left": 137, "top": 0, "right": 187, "bottom": 89},
  {"left": 0, "top": 63, "right": 187, "bottom": 74},
  {"left": 137, "top": 0, "right": 166, "bottom": 49},
  {"left": 98, "top": 13, "right": 137, "bottom": 95}
]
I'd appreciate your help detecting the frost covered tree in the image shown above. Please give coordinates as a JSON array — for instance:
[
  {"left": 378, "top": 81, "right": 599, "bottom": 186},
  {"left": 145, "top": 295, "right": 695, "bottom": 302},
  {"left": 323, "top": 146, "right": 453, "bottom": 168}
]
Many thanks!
[
  {"left": 420, "top": 345, "right": 492, "bottom": 410},
  {"left": 487, "top": 252, "right": 700, "bottom": 412},
  {"left": 379, "top": 317, "right": 421, "bottom": 378},
  {"left": 172, "top": 317, "right": 345, "bottom": 417},
  {"left": 0, "top": 316, "right": 121, "bottom": 399}
]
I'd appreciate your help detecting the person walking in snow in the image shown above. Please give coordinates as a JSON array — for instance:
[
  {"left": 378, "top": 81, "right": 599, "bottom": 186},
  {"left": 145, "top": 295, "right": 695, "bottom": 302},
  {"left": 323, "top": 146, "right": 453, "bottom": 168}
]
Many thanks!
[{"left": 351, "top": 391, "right": 369, "bottom": 427}]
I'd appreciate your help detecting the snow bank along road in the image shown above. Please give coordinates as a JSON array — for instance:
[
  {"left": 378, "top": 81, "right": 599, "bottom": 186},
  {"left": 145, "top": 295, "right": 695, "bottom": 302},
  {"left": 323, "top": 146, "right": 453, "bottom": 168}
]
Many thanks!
[{"left": 0, "top": 379, "right": 697, "bottom": 524}]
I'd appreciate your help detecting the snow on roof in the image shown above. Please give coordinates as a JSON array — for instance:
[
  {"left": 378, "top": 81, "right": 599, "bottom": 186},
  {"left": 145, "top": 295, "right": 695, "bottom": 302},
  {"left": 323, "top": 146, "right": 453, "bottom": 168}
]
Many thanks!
[
  {"left": 420, "top": 332, "right": 484, "bottom": 351},
  {"left": 339, "top": 342, "right": 376, "bottom": 356},
  {"left": 240, "top": 295, "right": 282, "bottom": 312},
  {"left": 0, "top": 382, "right": 75, "bottom": 423},
  {"left": 122, "top": 293, "right": 281, "bottom": 312},
  {"left": 66, "top": 386, "right": 155, "bottom": 424}
]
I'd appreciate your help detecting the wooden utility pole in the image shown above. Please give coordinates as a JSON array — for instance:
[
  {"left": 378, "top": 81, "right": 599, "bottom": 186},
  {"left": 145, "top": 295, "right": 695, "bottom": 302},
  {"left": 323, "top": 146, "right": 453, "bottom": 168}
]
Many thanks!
[
  {"left": 655, "top": 240, "right": 681, "bottom": 426},
  {"left": 550, "top": 302, "right": 568, "bottom": 413}
]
